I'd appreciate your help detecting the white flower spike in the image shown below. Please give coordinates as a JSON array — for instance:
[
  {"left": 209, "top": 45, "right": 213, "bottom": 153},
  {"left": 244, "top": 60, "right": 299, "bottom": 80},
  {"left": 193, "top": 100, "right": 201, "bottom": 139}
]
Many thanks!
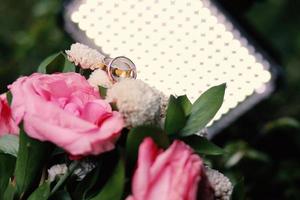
[
  {"left": 48, "top": 164, "right": 68, "bottom": 182},
  {"left": 88, "top": 68, "right": 113, "bottom": 88},
  {"left": 65, "top": 43, "right": 105, "bottom": 70},
  {"left": 106, "top": 79, "right": 162, "bottom": 127},
  {"left": 205, "top": 167, "right": 233, "bottom": 200}
]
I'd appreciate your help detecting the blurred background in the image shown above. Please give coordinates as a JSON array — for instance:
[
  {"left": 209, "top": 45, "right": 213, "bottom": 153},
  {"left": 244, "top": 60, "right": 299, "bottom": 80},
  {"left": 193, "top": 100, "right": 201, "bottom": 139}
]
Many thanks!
[{"left": 0, "top": 0, "right": 299, "bottom": 199}]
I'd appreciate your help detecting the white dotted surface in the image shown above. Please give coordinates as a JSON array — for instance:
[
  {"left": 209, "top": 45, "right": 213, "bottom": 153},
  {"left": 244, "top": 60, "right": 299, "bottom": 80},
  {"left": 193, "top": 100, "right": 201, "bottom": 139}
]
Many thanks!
[{"left": 68, "top": 0, "right": 273, "bottom": 125}]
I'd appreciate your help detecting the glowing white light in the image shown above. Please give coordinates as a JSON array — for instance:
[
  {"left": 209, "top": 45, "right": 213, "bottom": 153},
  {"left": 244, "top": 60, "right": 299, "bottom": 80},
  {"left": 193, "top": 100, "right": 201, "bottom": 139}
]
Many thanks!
[{"left": 64, "top": 0, "right": 275, "bottom": 133}]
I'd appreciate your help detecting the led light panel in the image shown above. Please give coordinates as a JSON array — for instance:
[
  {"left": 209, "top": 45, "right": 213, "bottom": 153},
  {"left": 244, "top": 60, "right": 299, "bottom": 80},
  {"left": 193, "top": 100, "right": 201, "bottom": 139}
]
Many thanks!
[{"left": 64, "top": 0, "right": 277, "bottom": 136}]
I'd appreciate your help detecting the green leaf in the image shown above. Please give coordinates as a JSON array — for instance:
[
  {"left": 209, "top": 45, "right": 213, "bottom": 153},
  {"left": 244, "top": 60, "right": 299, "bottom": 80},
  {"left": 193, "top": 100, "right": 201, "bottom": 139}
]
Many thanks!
[
  {"left": 164, "top": 95, "right": 187, "bottom": 135},
  {"left": 183, "top": 135, "right": 224, "bottom": 155},
  {"left": 6, "top": 91, "right": 13, "bottom": 106},
  {"left": 50, "top": 161, "right": 80, "bottom": 196},
  {"left": 72, "top": 166, "right": 101, "bottom": 200},
  {"left": 246, "top": 149, "right": 270, "bottom": 163},
  {"left": 262, "top": 117, "right": 300, "bottom": 133},
  {"left": 98, "top": 86, "right": 107, "bottom": 98},
  {"left": 0, "top": 135, "right": 19, "bottom": 157},
  {"left": 231, "top": 179, "right": 245, "bottom": 200},
  {"left": 177, "top": 95, "right": 192, "bottom": 116},
  {"left": 89, "top": 158, "right": 125, "bottom": 200},
  {"left": 61, "top": 53, "right": 76, "bottom": 73},
  {"left": 51, "top": 147, "right": 65, "bottom": 157},
  {"left": 28, "top": 182, "right": 50, "bottom": 200},
  {"left": 37, "top": 52, "right": 75, "bottom": 74},
  {"left": 14, "top": 129, "right": 52, "bottom": 198},
  {"left": 37, "top": 52, "right": 61, "bottom": 73},
  {"left": 3, "top": 180, "right": 17, "bottom": 200},
  {"left": 49, "top": 190, "right": 72, "bottom": 200},
  {"left": 126, "top": 126, "right": 170, "bottom": 162},
  {"left": 0, "top": 154, "right": 16, "bottom": 199},
  {"left": 180, "top": 84, "right": 226, "bottom": 137},
  {"left": 109, "top": 102, "right": 118, "bottom": 111}
]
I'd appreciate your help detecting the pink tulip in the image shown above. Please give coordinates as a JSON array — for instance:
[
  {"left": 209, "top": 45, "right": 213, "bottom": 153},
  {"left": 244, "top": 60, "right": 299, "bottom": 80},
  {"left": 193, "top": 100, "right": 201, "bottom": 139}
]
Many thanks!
[{"left": 127, "top": 137, "right": 212, "bottom": 200}]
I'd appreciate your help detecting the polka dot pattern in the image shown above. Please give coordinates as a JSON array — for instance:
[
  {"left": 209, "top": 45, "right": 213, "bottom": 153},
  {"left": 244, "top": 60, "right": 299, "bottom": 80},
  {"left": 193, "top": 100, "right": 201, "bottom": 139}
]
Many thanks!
[{"left": 67, "top": 0, "right": 273, "bottom": 126}]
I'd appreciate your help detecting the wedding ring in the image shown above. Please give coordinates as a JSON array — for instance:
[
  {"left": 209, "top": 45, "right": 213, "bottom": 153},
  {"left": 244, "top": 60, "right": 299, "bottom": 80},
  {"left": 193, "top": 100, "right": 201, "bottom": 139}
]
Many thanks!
[{"left": 105, "top": 56, "right": 137, "bottom": 82}]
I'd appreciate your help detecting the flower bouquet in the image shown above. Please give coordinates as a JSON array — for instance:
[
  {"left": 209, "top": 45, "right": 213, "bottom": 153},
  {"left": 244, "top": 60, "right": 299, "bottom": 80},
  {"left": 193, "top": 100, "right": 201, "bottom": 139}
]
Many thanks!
[{"left": 0, "top": 43, "right": 234, "bottom": 200}]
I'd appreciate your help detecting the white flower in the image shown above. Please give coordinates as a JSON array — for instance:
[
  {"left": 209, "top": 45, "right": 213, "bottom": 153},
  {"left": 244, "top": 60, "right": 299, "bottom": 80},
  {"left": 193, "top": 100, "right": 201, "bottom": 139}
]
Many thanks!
[
  {"left": 158, "top": 93, "right": 169, "bottom": 127},
  {"left": 159, "top": 92, "right": 169, "bottom": 118},
  {"left": 106, "top": 79, "right": 161, "bottom": 127},
  {"left": 65, "top": 43, "right": 105, "bottom": 70},
  {"left": 74, "top": 161, "right": 96, "bottom": 181},
  {"left": 88, "top": 69, "right": 113, "bottom": 88},
  {"left": 48, "top": 164, "right": 68, "bottom": 182},
  {"left": 205, "top": 167, "right": 233, "bottom": 200},
  {"left": 197, "top": 128, "right": 208, "bottom": 137}
]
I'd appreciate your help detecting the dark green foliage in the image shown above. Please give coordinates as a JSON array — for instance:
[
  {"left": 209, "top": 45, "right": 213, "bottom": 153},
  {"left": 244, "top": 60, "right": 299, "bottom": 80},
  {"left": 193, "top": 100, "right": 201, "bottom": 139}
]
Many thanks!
[
  {"left": 37, "top": 52, "right": 75, "bottom": 74},
  {"left": 49, "top": 190, "right": 72, "bottom": 200},
  {"left": 0, "top": 154, "right": 16, "bottom": 199},
  {"left": 3, "top": 181, "right": 17, "bottom": 200},
  {"left": 89, "top": 158, "right": 125, "bottom": 200},
  {"left": 164, "top": 95, "right": 187, "bottom": 135},
  {"left": 98, "top": 86, "right": 107, "bottom": 98},
  {"left": 0, "top": 0, "right": 73, "bottom": 93},
  {"left": 182, "top": 136, "right": 224, "bottom": 156},
  {"left": 180, "top": 84, "right": 225, "bottom": 136},
  {"left": 28, "top": 182, "right": 51, "bottom": 200},
  {"left": 14, "top": 129, "right": 52, "bottom": 199}
]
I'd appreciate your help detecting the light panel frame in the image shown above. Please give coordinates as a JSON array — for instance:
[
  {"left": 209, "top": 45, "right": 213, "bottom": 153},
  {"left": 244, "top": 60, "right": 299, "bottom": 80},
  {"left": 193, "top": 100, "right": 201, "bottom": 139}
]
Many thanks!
[{"left": 63, "top": 0, "right": 279, "bottom": 137}]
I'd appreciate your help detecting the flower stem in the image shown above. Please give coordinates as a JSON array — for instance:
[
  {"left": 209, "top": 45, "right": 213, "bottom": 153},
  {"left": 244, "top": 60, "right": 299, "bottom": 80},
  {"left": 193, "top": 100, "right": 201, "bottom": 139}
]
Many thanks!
[{"left": 50, "top": 161, "right": 80, "bottom": 195}]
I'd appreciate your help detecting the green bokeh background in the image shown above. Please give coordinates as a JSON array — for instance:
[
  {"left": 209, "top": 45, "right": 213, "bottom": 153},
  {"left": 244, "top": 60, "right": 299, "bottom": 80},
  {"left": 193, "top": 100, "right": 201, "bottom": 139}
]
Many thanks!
[{"left": 0, "top": 0, "right": 299, "bottom": 199}]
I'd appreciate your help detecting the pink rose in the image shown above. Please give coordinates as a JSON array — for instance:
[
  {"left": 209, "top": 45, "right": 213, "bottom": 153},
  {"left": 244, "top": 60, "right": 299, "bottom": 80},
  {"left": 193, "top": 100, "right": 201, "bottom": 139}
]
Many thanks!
[
  {"left": 0, "top": 94, "right": 19, "bottom": 135},
  {"left": 126, "top": 137, "right": 207, "bottom": 200},
  {"left": 9, "top": 73, "right": 124, "bottom": 156}
]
